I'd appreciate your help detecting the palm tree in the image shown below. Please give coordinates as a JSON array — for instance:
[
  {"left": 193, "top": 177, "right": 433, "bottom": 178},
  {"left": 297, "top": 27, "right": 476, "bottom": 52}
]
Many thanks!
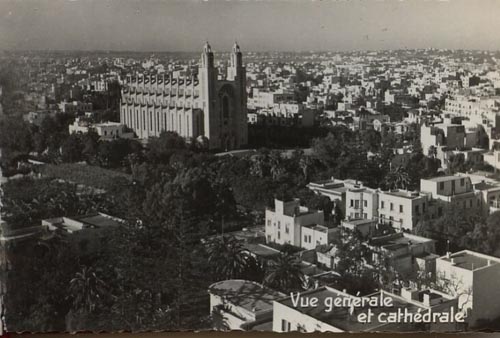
[
  {"left": 68, "top": 266, "right": 108, "bottom": 314},
  {"left": 206, "top": 236, "right": 255, "bottom": 280},
  {"left": 264, "top": 253, "right": 304, "bottom": 293},
  {"left": 384, "top": 165, "right": 410, "bottom": 190}
]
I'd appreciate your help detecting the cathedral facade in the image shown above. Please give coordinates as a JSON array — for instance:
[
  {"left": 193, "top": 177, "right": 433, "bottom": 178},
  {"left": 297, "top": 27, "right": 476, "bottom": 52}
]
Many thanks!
[{"left": 119, "top": 42, "right": 248, "bottom": 150}]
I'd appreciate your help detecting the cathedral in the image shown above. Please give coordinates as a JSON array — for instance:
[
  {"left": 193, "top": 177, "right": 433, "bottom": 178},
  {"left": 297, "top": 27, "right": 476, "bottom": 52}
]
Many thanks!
[{"left": 119, "top": 42, "right": 248, "bottom": 150}]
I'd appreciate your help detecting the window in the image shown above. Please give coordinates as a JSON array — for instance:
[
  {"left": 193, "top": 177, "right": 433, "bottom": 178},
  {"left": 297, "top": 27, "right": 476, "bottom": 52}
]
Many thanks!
[
  {"left": 364, "top": 200, "right": 367, "bottom": 207},
  {"left": 278, "top": 221, "right": 281, "bottom": 229},
  {"left": 460, "top": 178, "right": 465, "bottom": 186},
  {"left": 278, "top": 231, "right": 281, "bottom": 240},
  {"left": 381, "top": 201, "right": 385, "bottom": 209},
  {"left": 355, "top": 200, "right": 360, "bottom": 209},
  {"left": 439, "top": 182, "right": 444, "bottom": 190},
  {"left": 309, "top": 235, "right": 312, "bottom": 243},
  {"left": 350, "top": 199, "right": 354, "bottom": 207},
  {"left": 390, "top": 203, "right": 394, "bottom": 211},
  {"left": 304, "top": 235, "right": 308, "bottom": 243},
  {"left": 222, "top": 96, "right": 230, "bottom": 119},
  {"left": 399, "top": 205, "right": 403, "bottom": 213},
  {"left": 281, "top": 320, "right": 291, "bottom": 332},
  {"left": 363, "top": 213, "right": 367, "bottom": 219},
  {"left": 285, "top": 226, "right": 289, "bottom": 234}
]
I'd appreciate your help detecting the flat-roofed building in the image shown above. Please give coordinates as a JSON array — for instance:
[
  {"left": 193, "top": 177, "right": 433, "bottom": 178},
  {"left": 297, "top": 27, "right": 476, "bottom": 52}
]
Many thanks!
[
  {"left": 42, "top": 212, "right": 124, "bottom": 234},
  {"left": 345, "top": 184, "right": 379, "bottom": 221},
  {"left": 209, "top": 279, "right": 285, "bottom": 331},
  {"left": 436, "top": 250, "right": 500, "bottom": 327},
  {"left": 365, "top": 232, "right": 436, "bottom": 276},
  {"left": 420, "top": 175, "right": 481, "bottom": 216},
  {"left": 377, "top": 189, "right": 429, "bottom": 231},
  {"left": 340, "top": 218, "right": 377, "bottom": 239},
  {"left": 273, "top": 286, "right": 459, "bottom": 333},
  {"left": 265, "top": 198, "right": 324, "bottom": 247},
  {"left": 69, "top": 118, "right": 134, "bottom": 139},
  {"left": 301, "top": 224, "right": 338, "bottom": 250}
]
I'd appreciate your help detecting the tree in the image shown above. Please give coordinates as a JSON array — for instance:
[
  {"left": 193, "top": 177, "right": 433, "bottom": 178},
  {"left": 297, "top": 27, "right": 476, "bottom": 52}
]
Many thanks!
[
  {"left": 334, "top": 229, "right": 365, "bottom": 277},
  {"left": 264, "top": 253, "right": 304, "bottom": 293},
  {"left": 447, "top": 153, "right": 467, "bottom": 175},
  {"left": 146, "top": 131, "right": 187, "bottom": 164},
  {"left": 0, "top": 116, "right": 33, "bottom": 165},
  {"left": 61, "top": 134, "right": 84, "bottom": 162},
  {"left": 384, "top": 165, "right": 411, "bottom": 190},
  {"left": 206, "top": 236, "right": 260, "bottom": 281},
  {"left": 68, "top": 266, "right": 108, "bottom": 314}
]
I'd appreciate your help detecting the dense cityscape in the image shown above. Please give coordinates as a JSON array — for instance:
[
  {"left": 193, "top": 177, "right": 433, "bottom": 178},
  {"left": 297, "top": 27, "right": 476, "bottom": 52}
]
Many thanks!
[{"left": 2, "top": 2, "right": 500, "bottom": 333}]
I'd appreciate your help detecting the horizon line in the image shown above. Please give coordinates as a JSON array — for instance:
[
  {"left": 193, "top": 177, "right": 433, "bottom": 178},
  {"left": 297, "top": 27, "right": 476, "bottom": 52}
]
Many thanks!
[{"left": 1, "top": 47, "right": 500, "bottom": 54}]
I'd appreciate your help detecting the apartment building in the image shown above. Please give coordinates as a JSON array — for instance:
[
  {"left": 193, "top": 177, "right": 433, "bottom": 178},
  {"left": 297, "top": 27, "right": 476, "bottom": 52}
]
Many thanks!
[
  {"left": 420, "top": 175, "right": 481, "bottom": 216},
  {"left": 436, "top": 250, "right": 500, "bottom": 327},
  {"left": 445, "top": 96, "right": 500, "bottom": 126},
  {"left": 58, "top": 100, "right": 93, "bottom": 113},
  {"left": 265, "top": 198, "right": 324, "bottom": 248},
  {"left": 364, "top": 232, "right": 437, "bottom": 276},
  {"left": 377, "top": 189, "right": 429, "bottom": 231},
  {"left": 307, "top": 178, "right": 350, "bottom": 219},
  {"left": 345, "top": 184, "right": 379, "bottom": 221}
]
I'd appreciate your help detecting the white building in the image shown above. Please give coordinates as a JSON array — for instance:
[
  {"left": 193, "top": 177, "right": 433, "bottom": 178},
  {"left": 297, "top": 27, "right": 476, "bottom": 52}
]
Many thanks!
[
  {"left": 273, "top": 286, "right": 459, "bottom": 332},
  {"left": 58, "top": 100, "right": 93, "bottom": 114},
  {"left": 436, "top": 250, "right": 500, "bottom": 327},
  {"left": 420, "top": 175, "right": 481, "bottom": 216},
  {"left": 42, "top": 212, "right": 124, "bottom": 234},
  {"left": 69, "top": 118, "right": 134, "bottom": 139},
  {"left": 265, "top": 198, "right": 324, "bottom": 248},
  {"left": 377, "top": 189, "right": 429, "bottom": 231},
  {"left": 209, "top": 279, "right": 285, "bottom": 330},
  {"left": 345, "top": 184, "right": 379, "bottom": 221}
]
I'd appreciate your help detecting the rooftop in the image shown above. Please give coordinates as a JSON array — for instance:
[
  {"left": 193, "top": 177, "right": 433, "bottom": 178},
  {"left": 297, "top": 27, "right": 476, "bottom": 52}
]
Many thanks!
[
  {"left": 424, "top": 175, "right": 461, "bottom": 183},
  {"left": 243, "top": 243, "right": 280, "bottom": 258},
  {"left": 369, "top": 232, "right": 434, "bottom": 250},
  {"left": 440, "top": 250, "right": 500, "bottom": 271},
  {"left": 277, "top": 287, "right": 422, "bottom": 332},
  {"left": 72, "top": 213, "right": 123, "bottom": 228},
  {"left": 208, "top": 280, "right": 285, "bottom": 313},
  {"left": 43, "top": 212, "right": 123, "bottom": 233},
  {"left": 381, "top": 189, "right": 423, "bottom": 199}
]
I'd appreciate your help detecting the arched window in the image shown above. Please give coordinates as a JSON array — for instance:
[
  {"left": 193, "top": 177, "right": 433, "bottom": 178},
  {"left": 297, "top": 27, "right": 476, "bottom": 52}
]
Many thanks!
[{"left": 223, "top": 96, "right": 229, "bottom": 119}]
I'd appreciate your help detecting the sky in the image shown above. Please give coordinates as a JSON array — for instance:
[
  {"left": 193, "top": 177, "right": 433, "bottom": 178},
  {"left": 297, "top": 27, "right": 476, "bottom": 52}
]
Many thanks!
[{"left": 0, "top": 0, "right": 499, "bottom": 52}]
